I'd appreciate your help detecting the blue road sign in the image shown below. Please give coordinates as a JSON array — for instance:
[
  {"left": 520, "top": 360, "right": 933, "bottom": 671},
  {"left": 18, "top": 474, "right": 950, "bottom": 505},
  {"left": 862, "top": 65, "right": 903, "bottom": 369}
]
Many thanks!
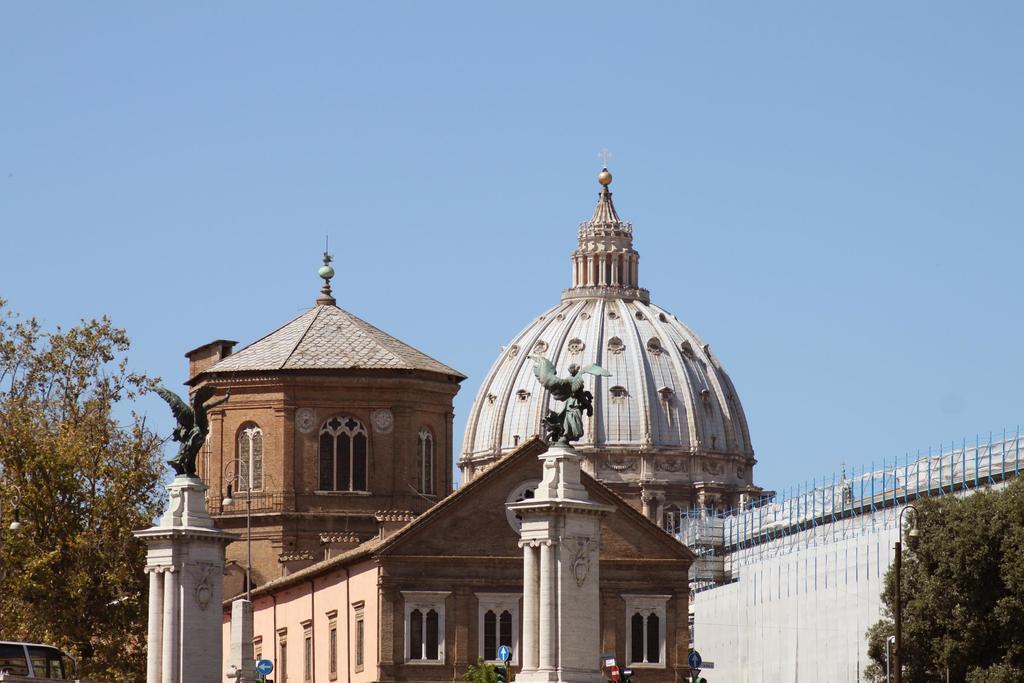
[
  {"left": 497, "top": 645, "right": 512, "bottom": 663},
  {"left": 688, "top": 651, "right": 702, "bottom": 670},
  {"left": 257, "top": 659, "right": 274, "bottom": 676}
]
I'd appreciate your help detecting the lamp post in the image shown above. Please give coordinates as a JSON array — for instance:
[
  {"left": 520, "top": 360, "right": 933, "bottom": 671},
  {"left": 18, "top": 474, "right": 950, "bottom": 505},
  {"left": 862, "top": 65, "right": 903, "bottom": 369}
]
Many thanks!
[
  {"left": 222, "top": 459, "right": 254, "bottom": 602},
  {"left": 1, "top": 483, "right": 23, "bottom": 531},
  {"left": 893, "top": 503, "right": 919, "bottom": 683},
  {"left": 0, "top": 481, "right": 23, "bottom": 585}
]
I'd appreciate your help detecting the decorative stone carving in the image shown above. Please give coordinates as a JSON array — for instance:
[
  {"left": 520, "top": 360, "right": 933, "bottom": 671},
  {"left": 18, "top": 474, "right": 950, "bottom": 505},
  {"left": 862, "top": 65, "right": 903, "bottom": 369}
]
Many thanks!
[
  {"left": 486, "top": 393, "right": 497, "bottom": 405},
  {"left": 567, "top": 338, "right": 585, "bottom": 355},
  {"left": 319, "top": 531, "right": 360, "bottom": 545},
  {"left": 736, "top": 466, "right": 745, "bottom": 480},
  {"left": 580, "top": 312, "right": 591, "bottom": 320},
  {"left": 607, "top": 337, "right": 625, "bottom": 355},
  {"left": 507, "top": 344, "right": 520, "bottom": 359},
  {"left": 703, "top": 461, "right": 724, "bottom": 476},
  {"left": 192, "top": 563, "right": 216, "bottom": 610},
  {"left": 296, "top": 407, "right": 316, "bottom": 434},
  {"left": 655, "top": 458, "right": 687, "bottom": 473},
  {"left": 646, "top": 338, "right": 664, "bottom": 355},
  {"left": 371, "top": 409, "right": 394, "bottom": 434},
  {"left": 278, "top": 550, "right": 315, "bottom": 563},
  {"left": 604, "top": 457, "right": 637, "bottom": 472},
  {"left": 570, "top": 537, "right": 596, "bottom": 587},
  {"left": 532, "top": 340, "right": 549, "bottom": 354}
]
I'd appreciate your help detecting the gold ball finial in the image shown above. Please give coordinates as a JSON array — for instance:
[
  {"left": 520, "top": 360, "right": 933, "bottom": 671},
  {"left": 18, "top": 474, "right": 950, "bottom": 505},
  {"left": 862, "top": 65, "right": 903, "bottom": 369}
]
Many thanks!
[{"left": 598, "top": 167, "right": 613, "bottom": 186}]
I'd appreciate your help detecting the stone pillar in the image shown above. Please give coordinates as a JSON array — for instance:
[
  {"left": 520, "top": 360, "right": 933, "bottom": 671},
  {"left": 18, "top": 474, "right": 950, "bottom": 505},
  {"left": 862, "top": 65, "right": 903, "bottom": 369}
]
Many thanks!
[
  {"left": 509, "top": 442, "right": 614, "bottom": 683},
  {"left": 161, "top": 569, "right": 179, "bottom": 683},
  {"left": 135, "top": 475, "right": 237, "bottom": 683},
  {"left": 538, "top": 541, "right": 555, "bottom": 672},
  {"left": 146, "top": 569, "right": 164, "bottom": 683},
  {"left": 227, "top": 599, "right": 258, "bottom": 683},
  {"left": 522, "top": 544, "right": 539, "bottom": 671}
]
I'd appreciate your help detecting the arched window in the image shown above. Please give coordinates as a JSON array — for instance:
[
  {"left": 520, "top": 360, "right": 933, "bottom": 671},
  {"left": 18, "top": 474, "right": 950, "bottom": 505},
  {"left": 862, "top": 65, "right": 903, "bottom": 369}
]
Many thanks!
[
  {"left": 319, "top": 417, "right": 368, "bottom": 492},
  {"left": 483, "top": 609, "right": 513, "bottom": 662},
  {"left": 624, "top": 596, "right": 668, "bottom": 666},
  {"left": 417, "top": 429, "right": 434, "bottom": 495},
  {"left": 238, "top": 423, "right": 263, "bottom": 491}
]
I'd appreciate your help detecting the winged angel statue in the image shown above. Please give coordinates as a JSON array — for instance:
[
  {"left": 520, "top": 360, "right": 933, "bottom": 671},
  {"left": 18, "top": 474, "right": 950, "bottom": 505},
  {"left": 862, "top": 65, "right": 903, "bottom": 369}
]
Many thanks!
[
  {"left": 529, "top": 355, "right": 611, "bottom": 444},
  {"left": 155, "top": 385, "right": 230, "bottom": 477}
]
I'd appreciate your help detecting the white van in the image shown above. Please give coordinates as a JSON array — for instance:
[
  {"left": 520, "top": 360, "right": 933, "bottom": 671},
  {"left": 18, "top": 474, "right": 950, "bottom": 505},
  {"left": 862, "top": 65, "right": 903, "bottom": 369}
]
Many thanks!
[{"left": 0, "top": 643, "right": 76, "bottom": 680}]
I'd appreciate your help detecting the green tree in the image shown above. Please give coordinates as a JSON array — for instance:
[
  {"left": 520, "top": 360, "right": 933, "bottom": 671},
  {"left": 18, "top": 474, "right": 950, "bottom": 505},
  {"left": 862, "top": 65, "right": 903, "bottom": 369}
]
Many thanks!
[
  {"left": 0, "top": 300, "right": 165, "bottom": 682},
  {"left": 463, "top": 657, "right": 499, "bottom": 683},
  {"left": 865, "top": 478, "right": 1024, "bottom": 682}
]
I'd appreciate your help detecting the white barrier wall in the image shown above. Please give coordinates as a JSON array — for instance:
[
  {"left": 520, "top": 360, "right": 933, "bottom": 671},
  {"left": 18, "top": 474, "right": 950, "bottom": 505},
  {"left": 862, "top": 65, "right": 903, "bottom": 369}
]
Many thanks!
[{"left": 693, "top": 509, "right": 901, "bottom": 682}]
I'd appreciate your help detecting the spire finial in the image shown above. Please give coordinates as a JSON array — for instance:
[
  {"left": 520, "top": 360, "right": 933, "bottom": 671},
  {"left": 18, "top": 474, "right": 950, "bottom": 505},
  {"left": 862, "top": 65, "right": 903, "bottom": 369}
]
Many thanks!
[
  {"left": 597, "top": 149, "right": 613, "bottom": 187},
  {"left": 316, "top": 236, "right": 336, "bottom": 306}
]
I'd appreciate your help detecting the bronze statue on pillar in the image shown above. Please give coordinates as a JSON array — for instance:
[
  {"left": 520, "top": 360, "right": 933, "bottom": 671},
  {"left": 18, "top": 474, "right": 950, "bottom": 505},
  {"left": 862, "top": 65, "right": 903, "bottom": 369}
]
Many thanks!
[{"left": 155, "top": 385, "right": 229, "bottom": 477}]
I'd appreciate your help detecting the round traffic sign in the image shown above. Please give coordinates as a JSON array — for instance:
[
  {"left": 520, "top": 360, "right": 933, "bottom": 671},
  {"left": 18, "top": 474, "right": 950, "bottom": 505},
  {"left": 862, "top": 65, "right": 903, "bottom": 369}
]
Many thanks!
[
  {"left": 256, "top": 659, "right": 274, "bottom": 676},
  {"left": 688, "top": 651, "right": 702, "bottom": 670},
  {"left": 497, "top": 645, "right": 512, "bottom": 663}
]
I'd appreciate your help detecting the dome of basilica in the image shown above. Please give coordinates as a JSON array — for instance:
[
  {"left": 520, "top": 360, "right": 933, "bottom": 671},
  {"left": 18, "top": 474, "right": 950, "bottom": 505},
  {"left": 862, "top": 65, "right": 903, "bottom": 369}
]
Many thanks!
[{"left": 460, "top": 169, "right": 763, "bottom": 520}]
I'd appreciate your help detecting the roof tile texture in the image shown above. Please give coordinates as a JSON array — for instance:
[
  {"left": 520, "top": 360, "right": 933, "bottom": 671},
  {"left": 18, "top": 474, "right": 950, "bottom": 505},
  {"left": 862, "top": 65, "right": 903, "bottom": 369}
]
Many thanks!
[{"left": 206, "top": 305, "right": 463, "bottom": 377}]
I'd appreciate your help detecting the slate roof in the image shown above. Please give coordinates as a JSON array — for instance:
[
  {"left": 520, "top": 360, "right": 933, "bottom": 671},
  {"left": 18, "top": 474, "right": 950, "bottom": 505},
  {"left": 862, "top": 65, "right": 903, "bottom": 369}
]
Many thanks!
[{"left": 202, "top": 304, "right": 464, "bottom": 378}]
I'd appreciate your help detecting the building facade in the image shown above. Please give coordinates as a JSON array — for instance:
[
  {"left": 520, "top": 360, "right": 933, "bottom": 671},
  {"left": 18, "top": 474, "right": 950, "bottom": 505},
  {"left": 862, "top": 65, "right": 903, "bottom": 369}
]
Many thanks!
[
  {"left": 686, "top": 432, "right": 1023, "bottom": 682},
  {"left": 223, "top": 438, "right": 694, "bottom": 683},
  {"left": 189, "top": 259, "right": 465, "bottom": 592}
]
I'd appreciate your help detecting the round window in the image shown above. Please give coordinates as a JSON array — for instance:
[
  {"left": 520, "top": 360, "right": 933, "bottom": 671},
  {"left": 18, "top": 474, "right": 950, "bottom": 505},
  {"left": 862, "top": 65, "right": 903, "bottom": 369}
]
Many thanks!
[{"left": 505, "top": 479, "right": 541, "bottom": 533}]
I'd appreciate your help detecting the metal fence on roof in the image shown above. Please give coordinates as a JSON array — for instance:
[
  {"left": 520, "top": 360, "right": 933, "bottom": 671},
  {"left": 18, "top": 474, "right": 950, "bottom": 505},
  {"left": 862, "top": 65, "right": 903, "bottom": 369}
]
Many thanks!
[{"left": 674, "top": 427, "right": 1022, "bottom": 584}]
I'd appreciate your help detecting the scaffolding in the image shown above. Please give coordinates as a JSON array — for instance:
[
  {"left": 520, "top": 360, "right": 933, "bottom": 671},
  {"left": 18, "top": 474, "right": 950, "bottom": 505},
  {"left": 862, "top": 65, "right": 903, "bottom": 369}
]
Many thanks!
[{"left": 677, "top": 427, "right": 1023, "bottom": 588}]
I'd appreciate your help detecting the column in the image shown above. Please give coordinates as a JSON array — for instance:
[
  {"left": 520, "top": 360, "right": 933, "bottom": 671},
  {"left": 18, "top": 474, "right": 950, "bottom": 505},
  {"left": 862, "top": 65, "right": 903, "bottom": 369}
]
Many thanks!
[
  {"left": 522, "top": 544, "right": 540, "bottom": 671},
  {"left": 162, "top": 569, "right": 179, "bottom": 683},
  {"left": 147, "top": 570, "right": 164, "bottom": 683},
  {"left": 538, "top": 542, "right": 555, "bottom": 671}
]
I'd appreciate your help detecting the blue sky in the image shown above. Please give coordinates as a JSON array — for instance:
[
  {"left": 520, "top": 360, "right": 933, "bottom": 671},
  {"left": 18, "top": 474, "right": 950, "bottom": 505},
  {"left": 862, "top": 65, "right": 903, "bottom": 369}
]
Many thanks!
[{"left": 2, "top": 3, "right": 1022, "bottom": 495}]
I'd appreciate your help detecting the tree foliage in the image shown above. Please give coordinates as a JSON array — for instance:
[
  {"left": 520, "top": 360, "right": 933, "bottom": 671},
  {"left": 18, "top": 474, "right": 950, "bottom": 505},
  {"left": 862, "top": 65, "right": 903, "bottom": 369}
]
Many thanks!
[
  {"left": 0, "top": 300, "right": 165, "bottom": 682},
  {"left": 865, "top": 478, "right": 1024, "bottom": 682},
  {"left": 462, "top": 657, "right": 499, "bottom": 683}
]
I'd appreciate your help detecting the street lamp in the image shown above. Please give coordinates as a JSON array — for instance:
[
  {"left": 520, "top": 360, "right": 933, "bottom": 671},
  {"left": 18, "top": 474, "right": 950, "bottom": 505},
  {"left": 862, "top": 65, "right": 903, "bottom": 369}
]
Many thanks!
[
  {"left": 0, "top": 481, "right": 23, "bottom": 586},
  {"left": 893, "top": 503, "right": 919, "bottom": 683},
  {"left": 1, "top": 482, "right": 23, "bottom": 531},
  {"left": 222, "top": 459, "right": 255, "bottom": 602}
]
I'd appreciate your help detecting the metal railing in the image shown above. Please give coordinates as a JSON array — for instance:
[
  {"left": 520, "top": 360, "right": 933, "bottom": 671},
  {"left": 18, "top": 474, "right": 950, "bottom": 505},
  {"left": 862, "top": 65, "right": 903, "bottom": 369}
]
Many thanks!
[{"left": 675, "top": 427, "right": 1023, "bottom": 556}]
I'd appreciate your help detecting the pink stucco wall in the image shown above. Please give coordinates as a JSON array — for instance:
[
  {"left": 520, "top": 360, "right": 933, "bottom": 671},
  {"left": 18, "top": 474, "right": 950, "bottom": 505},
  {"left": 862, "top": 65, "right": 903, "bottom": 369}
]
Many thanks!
[{"left": 222, "top": 559, "right": 379, "bottom": 683}]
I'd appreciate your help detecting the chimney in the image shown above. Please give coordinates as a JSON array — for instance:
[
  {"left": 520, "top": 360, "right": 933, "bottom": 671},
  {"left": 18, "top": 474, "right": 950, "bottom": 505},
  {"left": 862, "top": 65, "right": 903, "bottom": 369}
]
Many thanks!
[{"left": 185, "top": 339, "right": 237, "bottom": 381}]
